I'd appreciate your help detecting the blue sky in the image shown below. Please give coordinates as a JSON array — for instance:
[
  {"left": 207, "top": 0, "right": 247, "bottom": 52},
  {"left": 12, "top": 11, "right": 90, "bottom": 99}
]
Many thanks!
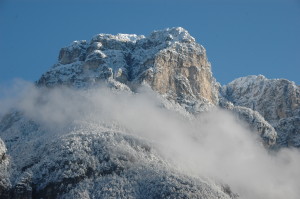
[{"left": 0, "top": 0, "right": 299, "bottom": 85}]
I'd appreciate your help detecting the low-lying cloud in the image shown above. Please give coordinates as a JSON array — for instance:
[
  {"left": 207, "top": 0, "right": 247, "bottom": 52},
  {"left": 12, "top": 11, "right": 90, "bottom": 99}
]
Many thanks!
[{"left": 1, "top": 80, "right": 300, "bottom": 199}]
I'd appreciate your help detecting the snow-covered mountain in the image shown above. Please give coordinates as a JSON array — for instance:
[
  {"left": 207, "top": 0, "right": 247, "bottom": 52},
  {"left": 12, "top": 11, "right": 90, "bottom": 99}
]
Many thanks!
[
  {"left": 0, "top": 27, "right": 299, "bottom": 198},
  {"left": 221, "top": 75, "right": 300, "bottom": 148},
  {"left": 37, "top": 27, "right": 219, "bottom": 113}
]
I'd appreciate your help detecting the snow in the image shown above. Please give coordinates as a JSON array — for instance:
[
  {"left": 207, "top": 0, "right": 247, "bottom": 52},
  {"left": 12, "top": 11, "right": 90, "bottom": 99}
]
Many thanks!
[
  {"left": 149, "top": 27, "right": 195, "bottom": 44},
  {"left": 91, "top": 33, "right": 145, "bottom": 43},
  {"left": 66, "top": 40, "right": 88, "bottom": 51}
]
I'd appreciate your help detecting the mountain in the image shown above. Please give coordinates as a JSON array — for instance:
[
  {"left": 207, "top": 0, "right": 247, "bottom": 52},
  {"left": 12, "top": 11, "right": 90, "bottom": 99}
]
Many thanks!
[
  {"left": 221, "top": 75, "right": 300, "bottom": 148},
  {"left": 0, "top": 112, "right": 234, "bottom": 199},
  {"left": 36, "top": 27, "right": 276, "bottom": 147},
  {"left": 0, "top": 27, "right": 299, "bottom": 198},
  {"left": 0, "top": 27, "right": 236, "bottom": 199},
  {"left": 37, "top": 27, "right": 218, "bottom": 113}
]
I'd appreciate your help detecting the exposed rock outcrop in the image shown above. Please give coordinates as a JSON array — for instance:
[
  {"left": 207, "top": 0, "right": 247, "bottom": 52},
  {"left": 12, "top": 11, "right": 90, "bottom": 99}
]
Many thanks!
[
  {"left": 222, "top": 75, "right": 300, "bottom": 148},
  {"left": 0, "top": 138, "right": 10, "bottom": 198},
  {"left": 219, "top": 97, "right": 277, "bottom": 147}
]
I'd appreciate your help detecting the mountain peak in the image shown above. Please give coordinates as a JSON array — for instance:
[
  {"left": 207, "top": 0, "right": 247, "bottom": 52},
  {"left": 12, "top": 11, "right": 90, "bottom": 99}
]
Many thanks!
[
  {"left": 91, "top": 33, "right": 145, "bottom": 43},
  {"left": 89, "top": 27, "right": 193, "bottom": 45},
  {"left": 148, "top": 27, "right": 195, "bottom": 43}
]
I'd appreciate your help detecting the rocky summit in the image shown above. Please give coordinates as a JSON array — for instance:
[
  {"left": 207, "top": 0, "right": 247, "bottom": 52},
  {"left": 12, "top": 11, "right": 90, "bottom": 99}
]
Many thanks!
[
  {"left": 37, "top": 27, "right": 219, "bottom": 113},
  {"left": 0, "top": 27, "right": 299, "bottom": 198}
]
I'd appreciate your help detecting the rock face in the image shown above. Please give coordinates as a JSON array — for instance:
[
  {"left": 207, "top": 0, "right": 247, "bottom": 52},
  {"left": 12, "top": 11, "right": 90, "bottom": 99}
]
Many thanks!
[
  {"left": 0, "top": 138, "right": 10, "bottom": 198},
  {"left": 219, "top": 97, "right": 277, "bottom": 147},
  {"left": 37, "top": 27, "right": 219, "bottom": 113},
  {"left": 222, "top": 75, "right": 300, "bottom": 148}
]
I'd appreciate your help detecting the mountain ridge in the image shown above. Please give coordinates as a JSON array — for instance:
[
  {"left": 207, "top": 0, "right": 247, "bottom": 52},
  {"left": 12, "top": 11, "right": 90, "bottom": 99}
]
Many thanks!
[{"left": 221, "top": 74, "right": 300, "bottom": 148}]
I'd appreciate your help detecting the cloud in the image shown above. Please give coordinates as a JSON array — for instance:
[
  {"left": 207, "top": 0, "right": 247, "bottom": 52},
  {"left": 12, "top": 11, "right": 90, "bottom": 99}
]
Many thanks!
[
  {"left": 0, "top": 79, "right": 33, "bottom": 117},
  {"left": 1, "top": 80, "right": 300, "bottom": 199}
]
